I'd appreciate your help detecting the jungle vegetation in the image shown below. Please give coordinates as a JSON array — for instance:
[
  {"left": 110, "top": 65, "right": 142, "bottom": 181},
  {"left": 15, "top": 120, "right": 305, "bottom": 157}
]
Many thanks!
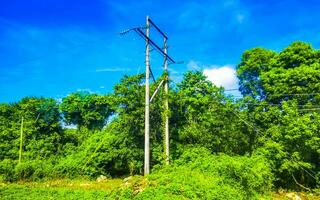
[{"left": 1, "top": 41, "right": 320, "bottom": 199}]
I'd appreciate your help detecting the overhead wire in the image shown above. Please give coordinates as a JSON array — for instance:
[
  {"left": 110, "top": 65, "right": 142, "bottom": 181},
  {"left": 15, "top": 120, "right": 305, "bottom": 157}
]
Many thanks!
[
  {"left": 217, "top": 101, "right": 318, "bottom": 181},
  {"left": 287, "top": 155, "right": 318, "bottom": 179},
  {"left": 225, "top": 92, "right": 320, "bottom": 97}
]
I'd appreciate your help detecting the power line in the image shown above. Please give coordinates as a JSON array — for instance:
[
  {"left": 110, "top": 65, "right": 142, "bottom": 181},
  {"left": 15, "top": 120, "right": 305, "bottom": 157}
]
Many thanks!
[
  {"left": 223, "top": 101, "right": 320, "bottom": 180},
  {"left": 170, "top": 83, "right": 320, "bottom": 98},
  {"left": 224, "top": 88, "right": 239, "bottom": 91},
  {"left": 298, "top": 108, "right": 320, "bottom": 111},
  {"left": 286, "top": 156, "right": 318, "bottom": 180},
  {"left": 219, "top": 102, "right": 318, "bottom": 180},
  {"left": 230, "top": 109, "right": 259, "bottom": 132},
  {"left": 288, "top": 155, "right": 317, "bottom": 177},
  {"left": 228, "top": 92, "right": 320, "bottom": 98},
  {"left": 239, "top": 102, "right": 320, "bottom": 107},
  {"left": 269, "top": 92, "right": 320, "bottom": 97}
]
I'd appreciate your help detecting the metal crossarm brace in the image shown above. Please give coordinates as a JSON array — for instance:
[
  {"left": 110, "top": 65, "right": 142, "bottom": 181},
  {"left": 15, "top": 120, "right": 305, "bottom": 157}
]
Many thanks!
[{"left": 150, "top": 80, "right": 164, "bottom": 103}]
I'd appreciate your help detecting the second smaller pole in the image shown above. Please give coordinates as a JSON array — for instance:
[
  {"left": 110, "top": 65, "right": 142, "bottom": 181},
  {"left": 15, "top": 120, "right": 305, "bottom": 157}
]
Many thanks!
[
  {"left": 19, "top": 116, "right": 24, "bottom": 164},
  {"left": 164, "top": 38, "right": 169, "bottom": 165}
]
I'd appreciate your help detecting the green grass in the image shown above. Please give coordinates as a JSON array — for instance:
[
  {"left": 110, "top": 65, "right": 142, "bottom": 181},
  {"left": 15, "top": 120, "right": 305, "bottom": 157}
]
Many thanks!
[
  {"left": 0, "top": 179, "right": 122, "bottom": 200},
  {"left": 272, "top": 191, "right": 320, "bottom": 200},
  {"left": 0, "top": 151, "right": 277, "bottom": 199},
  {"left": 1, "top": 179, "right": 320, "bottom": 200}
]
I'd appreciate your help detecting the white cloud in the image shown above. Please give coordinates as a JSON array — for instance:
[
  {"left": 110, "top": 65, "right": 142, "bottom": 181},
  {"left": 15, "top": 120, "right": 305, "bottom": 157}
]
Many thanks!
[{"left": 203, "top": 65, "right": 239, "bottom": 89}]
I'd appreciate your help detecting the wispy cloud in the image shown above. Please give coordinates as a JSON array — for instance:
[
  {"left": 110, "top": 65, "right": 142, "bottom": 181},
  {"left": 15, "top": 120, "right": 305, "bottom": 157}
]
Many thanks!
[
  {"left": 187, "top": 60, "right": 201, "bottom": 70},
  {"left": 236, "top": 14, "right": 245, "bottom": 24},
  {"left": 95, "top": 67, "right": 131, "bottom": 72},
  {"left": 76, "top": 88, "right": 94, "bottom": 93},
  {"left": 168, "top": 68, "right": 180, "bottom": 75}
]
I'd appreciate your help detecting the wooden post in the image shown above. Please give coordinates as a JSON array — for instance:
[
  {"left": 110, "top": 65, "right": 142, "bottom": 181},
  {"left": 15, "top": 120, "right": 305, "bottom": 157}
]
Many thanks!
[{"left": 19, "top": 116, "right": 24, "bottom": 164}]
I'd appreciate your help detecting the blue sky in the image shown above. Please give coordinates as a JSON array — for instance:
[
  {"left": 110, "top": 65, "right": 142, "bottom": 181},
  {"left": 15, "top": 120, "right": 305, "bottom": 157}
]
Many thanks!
[{"left": 1, "top": 0, "right": 320, "bottom": 102}]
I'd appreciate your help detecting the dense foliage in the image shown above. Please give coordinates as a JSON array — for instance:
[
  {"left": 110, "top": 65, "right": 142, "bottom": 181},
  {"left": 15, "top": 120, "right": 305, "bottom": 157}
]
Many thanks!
[
  {"left": 237, "top": 41, "right": 320, "bottom": 188},
  {"left": 113, "top": 148, "right": 273, "bottom": 199},
  {"left": 1, "top": 41, "right": 320, "bottom": 197}
]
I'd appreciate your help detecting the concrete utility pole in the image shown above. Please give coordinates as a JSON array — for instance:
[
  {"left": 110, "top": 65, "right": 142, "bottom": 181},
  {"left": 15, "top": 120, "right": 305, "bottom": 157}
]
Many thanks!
[
  {"left": 120, "top": 16, "right": 176, "bottom": 175},
  {"left": 163, "top": 38, "right": 169, "bottom": 165},
  {"left": 19, "top": 116, "right": 24, "bottom": 164},
  {"left": 144, "top": 16, "right": 150, "bottom": 175}
]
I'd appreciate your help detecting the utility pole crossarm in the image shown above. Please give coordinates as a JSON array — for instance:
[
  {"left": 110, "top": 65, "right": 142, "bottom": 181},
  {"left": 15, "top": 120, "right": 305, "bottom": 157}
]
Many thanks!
[
  {"left": 135, "top": 29, "right": 175, "bottom": 64},
  {"left": 148, "top": 18, "right": 168, "bottom": 39}
]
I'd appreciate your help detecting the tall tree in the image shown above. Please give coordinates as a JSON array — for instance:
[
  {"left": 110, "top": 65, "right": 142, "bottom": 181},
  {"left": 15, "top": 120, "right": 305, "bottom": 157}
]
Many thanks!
[
  {"left": 60, "top": 92, "right": 114, "bottom": 130},
  {"left": 173, "top": 71, "right": 251, "bottom": 155},
  {"left": 237, "top": 48, "right": 276, "bottom": 100},
  {"left": 262, "top": 42, "right": 320, "bottom": 104},
  {"left": 0, "top": 103, "right": 18, "bottom": 160},
  {"left": 237, "top": 41, "right": 320, "bottom": 104},
  {"left": 237, "top": 41, "right": 320, "bottom": 188}
]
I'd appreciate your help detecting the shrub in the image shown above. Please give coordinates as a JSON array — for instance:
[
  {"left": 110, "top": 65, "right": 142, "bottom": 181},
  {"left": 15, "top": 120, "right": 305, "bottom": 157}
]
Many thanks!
[
  {"left": 113, "top": 147, "right": 274, "bottom": 199},
  {"left": 14, "top": 161, "right": 36, "bottom": 180},
  {"left": 13, "top": 159, "right": 54, "bottom": 181},
  {"left": 0, "top": 159, "right": 16, "bottom": 182},
  {"left": 176, "top": 147, "right": 274, "bottom": 196}
]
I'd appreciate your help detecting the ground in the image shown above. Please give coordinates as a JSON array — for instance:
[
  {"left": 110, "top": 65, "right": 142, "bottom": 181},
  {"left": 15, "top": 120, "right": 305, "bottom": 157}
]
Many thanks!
[{"left": 0, "top": 179, "right": 319, "bottom": 200}]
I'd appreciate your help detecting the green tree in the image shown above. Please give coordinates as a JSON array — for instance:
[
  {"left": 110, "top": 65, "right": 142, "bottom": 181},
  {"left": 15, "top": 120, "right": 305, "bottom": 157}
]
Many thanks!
[
  {"left": 16, "top": 97, "right": 62, "bottom": 160},
  {"left": 237, "top": 41, "right": 320, "bottom": 188},
  {"left": 61, "top": 74, "right": 166, "bottom": 176},
  {"left": 60, "top": 92, "right": 114, "bottom": 130},
  {"left": 0, "top": 97, "right": 64, "bottom": 161},
  {"left": 0, "top": 103, "right": 19, "bottom": 160},
  {"left": 172, "top": 71, "right": 251, "bottom": 155},
  {"left": 262, "top": 42, "right": 320, "bottom": 104},
  {"left": 112, "top": 73, "right": 165, "bottom": 170},
  {"left": 237, "top": 48, "right": 276, "bottom": 100},
  {"left": 237, "top": 41, "right": 320, "bottom": 104},
  {"left": 255, "top": 101, "right": 320, "bottom": 189}
]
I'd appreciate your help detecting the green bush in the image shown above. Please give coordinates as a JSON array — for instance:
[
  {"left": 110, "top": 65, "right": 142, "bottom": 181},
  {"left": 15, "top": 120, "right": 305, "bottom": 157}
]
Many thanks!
[
  {"left": 12, "top": 159, "right": 54, "bottom": 181},
  {"left": 0, "top": 159, "right": 16, "bottom": 182},
  {"left": 176, "top": 147, "right": 274, "bottom": 196},
  {"left": 53, "top": 155, "right": 84, "bottom": 179},
  {"left": 14, "top": 161, "right": 36, "bottom": 180},
  {"left": 113, "top": 147, "right": 274, "bottom": 199}
]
